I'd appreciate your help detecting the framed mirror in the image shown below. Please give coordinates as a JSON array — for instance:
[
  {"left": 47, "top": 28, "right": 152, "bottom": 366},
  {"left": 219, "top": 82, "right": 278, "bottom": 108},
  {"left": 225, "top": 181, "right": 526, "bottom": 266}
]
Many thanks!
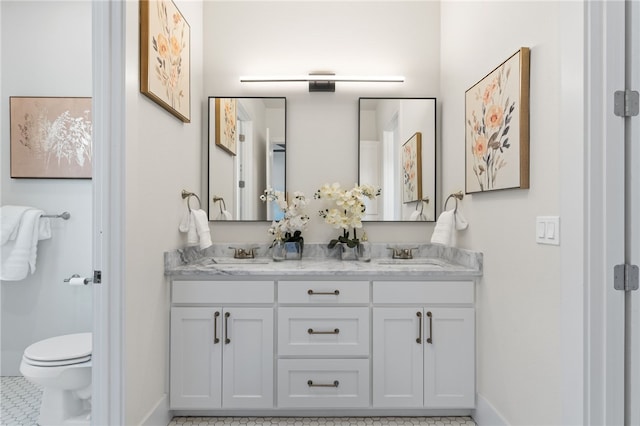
[
  {"left": 358, "top": 97, "right": 436, "bottom": 222},
  {"left": 208, "top": 97, "right": 286, "bottom": 221}
]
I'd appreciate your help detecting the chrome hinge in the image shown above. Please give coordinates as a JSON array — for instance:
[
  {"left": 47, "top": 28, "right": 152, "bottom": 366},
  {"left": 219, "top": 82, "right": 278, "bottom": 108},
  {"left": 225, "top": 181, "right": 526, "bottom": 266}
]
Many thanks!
[
  {"left": 93, "top": 270, "right": 102, "bottom": 284},
  {"left": 614, "top": 264, "right": 639, "bottom": 291},
  {"left": 614, "top": 90, "right": 639, "bottom": 117}
]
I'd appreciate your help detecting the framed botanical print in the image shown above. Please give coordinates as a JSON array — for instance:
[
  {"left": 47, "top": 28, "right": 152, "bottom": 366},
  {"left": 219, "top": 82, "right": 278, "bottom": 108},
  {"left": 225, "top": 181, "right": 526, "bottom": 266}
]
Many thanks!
[
  {"left": 140, "top": 0, "right": 191, "bottom": 123},
  {"left": 214, "top": 98, "right": 237, "bottom": 155},
  {"left": 10, "top": 96, "right": 92, "bottom": 179},
  {"left": 465, "top": 47, "right": 530, "bottom": 193},
  {"left": 402, "top": 132, "right": 422, "bottom": 203}
]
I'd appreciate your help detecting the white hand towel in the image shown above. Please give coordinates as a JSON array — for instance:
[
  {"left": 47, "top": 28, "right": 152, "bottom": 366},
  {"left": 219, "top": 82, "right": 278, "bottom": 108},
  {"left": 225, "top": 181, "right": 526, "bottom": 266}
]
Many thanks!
[
  {"left": 455, "top": 208, "right": 469, "bottom": 231},
  {"left": 1, "top": 209, "right": 50, "bottom": 281},
  {"left": 179, "top": 211, "right": 198, "bottom": 246},
  {"left": 217, "top": 210, "right": 232, "bottom": 220},
  {"left": 409, "top": 210, "right": 427, "bottom": 221},
  {"left": 192, "top": 209, "right": 212, "bottom": 250},
  {"left": 430, "top": 209, "right": 454, "bottom": 246},
  {"left": 1, "top": 205, "right": 30, "bottom": 245}
]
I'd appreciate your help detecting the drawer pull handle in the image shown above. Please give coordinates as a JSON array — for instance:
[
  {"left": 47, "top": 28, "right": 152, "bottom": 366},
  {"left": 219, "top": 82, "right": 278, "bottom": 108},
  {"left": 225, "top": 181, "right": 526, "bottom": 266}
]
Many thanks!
[
  {"left": 416, "top": 311, "right": 422, "bottom": 344},
  {"left": 308, "top": 328, "right": 340, "bottom": 335},
  {"left": 307, "top": 380, "right": 339, "bottom": 388},
  {"left": 214, "top": 311, "right": 220, "bottom": 344},
  {"left": 224, "top": 312, "right": 231, "bottom": 344},
  {"left": 426, "top": 311, "right": 433, "bottom": 344},
  {"left": 307, "top": 289, "right": 340, "bottom": 296}
]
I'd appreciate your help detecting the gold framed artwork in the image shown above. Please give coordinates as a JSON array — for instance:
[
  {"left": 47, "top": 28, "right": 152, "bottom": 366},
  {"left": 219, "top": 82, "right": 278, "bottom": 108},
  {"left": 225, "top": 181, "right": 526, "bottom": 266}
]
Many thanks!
[
  {"left": 402, "top": 132, "right": 422, "bottom": 203},
  {"left": 214, "top": 98, "right": 237, "bottom": 155},
  {"left": 465, "top": 47, "right": 530, "bottom": 193},
  {"left": 10, "top": 97, "right": 92, "bottom": 179},
  {"left": 140, "top": 0, "right": 191, "bottom": 123}
]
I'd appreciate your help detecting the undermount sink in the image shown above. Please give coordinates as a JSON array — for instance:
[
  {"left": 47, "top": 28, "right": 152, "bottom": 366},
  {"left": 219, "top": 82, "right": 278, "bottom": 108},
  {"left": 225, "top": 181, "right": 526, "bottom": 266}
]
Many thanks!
[
  {"left": 208, "top": 257, "right": 272, "bottom": 265},
  {"left": 374, "top": 258, "right": 445, "bottom": 267}
]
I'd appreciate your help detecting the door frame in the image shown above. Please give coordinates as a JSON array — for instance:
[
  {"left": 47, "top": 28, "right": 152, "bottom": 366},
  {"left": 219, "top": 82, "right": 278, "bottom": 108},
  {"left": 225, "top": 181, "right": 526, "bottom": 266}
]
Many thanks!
[{"left": 91, "top": 1, "right": 126, "bottom": 424}]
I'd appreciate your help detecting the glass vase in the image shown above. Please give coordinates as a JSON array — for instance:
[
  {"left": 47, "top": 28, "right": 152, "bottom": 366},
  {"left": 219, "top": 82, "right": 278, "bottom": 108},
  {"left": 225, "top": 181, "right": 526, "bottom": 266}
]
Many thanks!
[
  {"left": 357, "top": 241, "right": 371, "bottom": 262},
  {"left": 273, "top": 240, "right": 303, "bottom": 261},
  {"left": 340, "top": 243, "right": 359, "bottom": 261}
]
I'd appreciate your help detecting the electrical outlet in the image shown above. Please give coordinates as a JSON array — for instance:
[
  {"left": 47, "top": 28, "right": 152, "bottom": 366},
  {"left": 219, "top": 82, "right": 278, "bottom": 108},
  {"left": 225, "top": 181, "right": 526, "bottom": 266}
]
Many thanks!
[{"left": 536, "top": 216, "right": 560, "bottom": 245}]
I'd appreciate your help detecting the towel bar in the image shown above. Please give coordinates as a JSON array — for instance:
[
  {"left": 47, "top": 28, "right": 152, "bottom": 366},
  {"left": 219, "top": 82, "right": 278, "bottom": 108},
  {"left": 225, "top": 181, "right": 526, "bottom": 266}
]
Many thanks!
[{"left": 42, "top": 212, "right": 71, "bottom": 220}]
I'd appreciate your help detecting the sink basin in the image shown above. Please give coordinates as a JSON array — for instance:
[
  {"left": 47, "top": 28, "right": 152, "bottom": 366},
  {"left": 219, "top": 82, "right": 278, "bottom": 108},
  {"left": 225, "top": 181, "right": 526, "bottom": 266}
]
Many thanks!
[
  {"left": 374, "top": 258, "right": 444, "bottom": 267},
  {"left": 208, "top": 257, "right": 271, "bottom": 265}
]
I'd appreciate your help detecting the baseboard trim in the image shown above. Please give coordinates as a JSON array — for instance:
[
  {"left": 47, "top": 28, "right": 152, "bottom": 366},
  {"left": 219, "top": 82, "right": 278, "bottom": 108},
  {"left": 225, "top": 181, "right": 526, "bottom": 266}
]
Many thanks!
[
  {"left": 141, "top": 394, "right": 172, "bottom": 426},
  {"left": 473, "top": 394, "right": 509, "bottom": 426}
]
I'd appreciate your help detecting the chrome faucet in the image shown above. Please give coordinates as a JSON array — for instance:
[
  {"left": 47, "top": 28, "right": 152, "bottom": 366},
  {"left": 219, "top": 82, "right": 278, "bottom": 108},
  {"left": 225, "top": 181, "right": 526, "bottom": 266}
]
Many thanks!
[
  {"left": 229, "top": 247, "right": 257, "bottom": 259},
  {"left": 388, "top": 247, "right": 417, "bottom": 259}
]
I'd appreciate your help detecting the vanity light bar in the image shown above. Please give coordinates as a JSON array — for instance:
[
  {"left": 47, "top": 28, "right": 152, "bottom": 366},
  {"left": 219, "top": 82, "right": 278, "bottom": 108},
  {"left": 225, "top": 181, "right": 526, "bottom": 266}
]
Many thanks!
[{"left": 239, "top": 74, "right": 405, "bottom": 92}]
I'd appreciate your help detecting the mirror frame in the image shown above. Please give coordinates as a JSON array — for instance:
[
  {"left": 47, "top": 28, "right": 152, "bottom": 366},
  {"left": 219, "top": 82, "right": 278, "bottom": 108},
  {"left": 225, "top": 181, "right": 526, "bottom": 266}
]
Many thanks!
[
  {"left": 207, "top": 96, "right": 287, "bottom": 222},
  {"left": 358, "top": 97, "right": 437, "bottom": 222}
]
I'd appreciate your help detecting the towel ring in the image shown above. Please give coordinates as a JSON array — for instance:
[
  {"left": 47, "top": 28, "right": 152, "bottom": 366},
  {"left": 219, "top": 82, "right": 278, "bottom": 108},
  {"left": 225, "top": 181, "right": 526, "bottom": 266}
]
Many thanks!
[
  {"left": 415, "top": 197, "right": 430, "bottom": 216},
  {"left": 444, "top": 191, "right": 464, "bottom": 212},
  {"left": 212, "top": 196, "right": 227, "bottom": 214},
  {"left": 181, "top": 190, "right": 201, "bottom": 212}
]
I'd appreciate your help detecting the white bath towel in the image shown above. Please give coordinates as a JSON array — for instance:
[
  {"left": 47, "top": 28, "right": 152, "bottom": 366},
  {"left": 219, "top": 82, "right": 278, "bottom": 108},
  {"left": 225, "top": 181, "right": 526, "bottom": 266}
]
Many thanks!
[
  {"left": 1, "top": 208, "right": 51, "bottom": 281},
  {"left": 192, "top": 209, "right": 212, "bottom": 250},
  {"left": 430, "top": 209, "right": 455, "bottom": 246},
  {"left": 1, "top": 205, "right": 30, "bottom": 245},
  {"left": 179, "top": 211, "right": 198, "bottom": 246}
]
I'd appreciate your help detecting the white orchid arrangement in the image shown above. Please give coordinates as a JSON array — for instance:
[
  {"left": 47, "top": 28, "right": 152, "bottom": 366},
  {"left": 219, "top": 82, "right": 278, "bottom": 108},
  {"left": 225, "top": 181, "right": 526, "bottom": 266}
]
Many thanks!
[
  {"left": 314, "top": 182, "right": 381, "bottom": 248},
  {"left": 260, "top": 188, "right": 310, "bottom": 246}
]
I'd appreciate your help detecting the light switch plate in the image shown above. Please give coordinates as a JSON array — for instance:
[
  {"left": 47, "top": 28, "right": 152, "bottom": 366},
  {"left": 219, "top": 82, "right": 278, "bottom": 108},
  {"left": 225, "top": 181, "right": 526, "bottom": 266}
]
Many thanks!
[{"left": 536, "top": 216, "right": 560, "bottom": 245}]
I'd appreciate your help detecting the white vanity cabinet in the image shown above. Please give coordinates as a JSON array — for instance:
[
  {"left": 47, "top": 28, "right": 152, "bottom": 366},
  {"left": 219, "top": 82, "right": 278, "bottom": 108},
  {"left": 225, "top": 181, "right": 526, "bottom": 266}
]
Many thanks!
[
  {"left": 169, "top": 281, "right": 274, "bottom": 410},
  {"left": 372, "top": 281, "right": 475, "bottom": 409}
]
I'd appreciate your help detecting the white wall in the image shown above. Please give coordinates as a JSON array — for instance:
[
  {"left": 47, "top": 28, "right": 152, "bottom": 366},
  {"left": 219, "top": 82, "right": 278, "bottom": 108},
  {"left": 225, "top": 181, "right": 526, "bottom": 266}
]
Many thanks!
[
  {"left": 123, "top": 0, "right": 204, "bottom": 423},
  {"left": 0, "top": 0, "right": 93, "bottom": 376},
  {"left": 440, "top": 2, "right": 584, "bottom": 424},
  {"left": 203, "top": 1, "right": 441, "bottom": 244}
]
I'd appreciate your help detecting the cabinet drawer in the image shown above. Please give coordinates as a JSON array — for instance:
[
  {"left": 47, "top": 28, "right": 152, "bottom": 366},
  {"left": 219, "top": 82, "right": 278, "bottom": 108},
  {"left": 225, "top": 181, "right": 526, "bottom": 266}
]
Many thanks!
[
  {"left": 172, "top": 281, "right": 274, "bottom": 304},
  {"left": 278, "top": 307, "right": 369, "bottom": 356},
  {"left": 278, "top": 359, "right": 370, "bottom": 408},
  {"left": 372, "top": 281, "right": 474, "bottom": 304},
  {"left": 278, "top": 281, "right": 369, "bottom": 304}
]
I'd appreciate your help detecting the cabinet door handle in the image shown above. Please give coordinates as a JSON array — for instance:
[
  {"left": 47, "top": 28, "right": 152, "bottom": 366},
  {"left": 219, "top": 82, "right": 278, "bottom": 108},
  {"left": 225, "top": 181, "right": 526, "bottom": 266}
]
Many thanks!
[
  {"left": 307, "top": 380, "right": 339, "bottom": 388},
  {"left": 416, "top": 311, "right": 422, "bottom": 344},
  {"left": 426, "top": 311, "right": 433, "bottom": 344},
  {"left": 308, "top": 328, "right": 340, "bottom": 335},
  {"left": 213, "top": 311, "right": 220, "bottom": 344},
  {"left": 307, "top": 289, "right": 340, "bottom": 296},
  {"left": 224, "top": 311, "right": 231, "bottom": 344}
]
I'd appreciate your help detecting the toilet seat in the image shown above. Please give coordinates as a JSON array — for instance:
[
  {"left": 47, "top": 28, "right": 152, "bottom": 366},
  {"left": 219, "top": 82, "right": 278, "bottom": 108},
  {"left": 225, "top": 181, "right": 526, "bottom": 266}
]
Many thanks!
[{"left": 23, "top": 333, "right": 91, "bottom": 367}]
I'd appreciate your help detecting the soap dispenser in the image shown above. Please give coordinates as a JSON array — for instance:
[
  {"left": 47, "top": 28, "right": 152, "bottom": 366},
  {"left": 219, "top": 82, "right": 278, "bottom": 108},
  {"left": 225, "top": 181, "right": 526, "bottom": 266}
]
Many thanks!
[{"left": 358, "top": 232, "right": 372, "bottom": 262}]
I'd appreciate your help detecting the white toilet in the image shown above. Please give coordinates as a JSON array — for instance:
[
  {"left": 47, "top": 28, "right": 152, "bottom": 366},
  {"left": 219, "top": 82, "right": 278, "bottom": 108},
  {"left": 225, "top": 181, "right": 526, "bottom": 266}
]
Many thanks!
[{"left": 20, "top": 332, "right": 92, "bottom": 426}]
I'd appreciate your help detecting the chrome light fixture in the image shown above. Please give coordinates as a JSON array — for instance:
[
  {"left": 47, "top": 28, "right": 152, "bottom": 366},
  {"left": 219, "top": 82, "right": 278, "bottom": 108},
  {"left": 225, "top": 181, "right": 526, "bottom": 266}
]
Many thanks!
[{"left": 239, "top": 72, "right": 405, "bottom": 92}]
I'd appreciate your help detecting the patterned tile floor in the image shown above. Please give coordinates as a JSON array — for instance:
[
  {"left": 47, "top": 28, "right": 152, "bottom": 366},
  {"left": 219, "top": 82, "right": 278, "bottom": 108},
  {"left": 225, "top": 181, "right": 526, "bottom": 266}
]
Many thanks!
[
  {"left": 1, "top": 377, "right": 475, "bottom": 426},
  {"left": 0, "top": 376, "right": 42, "bottom": 426},
  {"left": 169, "top": 417, "right": 476, "bottom": 426}
]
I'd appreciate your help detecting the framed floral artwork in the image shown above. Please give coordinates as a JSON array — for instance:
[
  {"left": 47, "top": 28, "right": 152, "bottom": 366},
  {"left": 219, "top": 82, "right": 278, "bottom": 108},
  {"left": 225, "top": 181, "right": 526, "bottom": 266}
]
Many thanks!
[
  {"left": 465, "top": 47, "right": 530, "bottom": 193},
  {"left": 140, "top": 0, "right": 191, "bottom": 123},
  {"left": 214, "top": 98, "right": 237, "bottom": 155},
  {"left": 10, "top": 97, "right": 92, "bottom": 179},
  {"left": 402, "top": 132, "right": 422, "bottom": 203}
]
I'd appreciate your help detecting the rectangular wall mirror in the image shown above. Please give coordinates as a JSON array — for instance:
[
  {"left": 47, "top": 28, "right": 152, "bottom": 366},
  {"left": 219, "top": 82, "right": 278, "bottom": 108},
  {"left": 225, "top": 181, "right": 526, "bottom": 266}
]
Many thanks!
[
  {"left": 208, "top": 97, "right": 286, "bottom": 221},
  {"left": 359, "top": 98, "right": 436, "bottom": 222}
]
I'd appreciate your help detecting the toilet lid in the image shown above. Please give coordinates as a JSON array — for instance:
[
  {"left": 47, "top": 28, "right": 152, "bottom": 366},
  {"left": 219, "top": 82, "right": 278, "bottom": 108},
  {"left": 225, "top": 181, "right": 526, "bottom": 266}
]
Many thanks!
[{"left": 23, "top": 332, "right": 91, "bottom": 364}]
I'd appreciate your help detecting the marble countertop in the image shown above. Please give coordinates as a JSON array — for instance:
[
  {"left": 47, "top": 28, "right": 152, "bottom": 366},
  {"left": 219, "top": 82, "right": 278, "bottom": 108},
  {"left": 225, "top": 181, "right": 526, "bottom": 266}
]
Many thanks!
[{"left": 165, "top": 243, "right": 483, "bottom": 279}]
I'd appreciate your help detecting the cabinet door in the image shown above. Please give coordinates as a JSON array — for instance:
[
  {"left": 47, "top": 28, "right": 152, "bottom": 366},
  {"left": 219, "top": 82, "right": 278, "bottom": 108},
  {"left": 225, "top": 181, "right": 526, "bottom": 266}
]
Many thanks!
[
  {"left": 170, "top": 307, "right": 222, "bottom": 409},
  {"left": 423, "top": 307, "right": 475, "bottom": 408},
  {"left": 222, "top": 307, "right": 274, "bottom": 408},
  {"left": 373, "top": 308, "right": 424, "bottom": 407}
]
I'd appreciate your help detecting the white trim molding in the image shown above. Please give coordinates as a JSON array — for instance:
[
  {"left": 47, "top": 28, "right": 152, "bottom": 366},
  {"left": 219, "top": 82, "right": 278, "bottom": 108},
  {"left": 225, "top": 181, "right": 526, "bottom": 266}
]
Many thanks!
[{"left": 473, "top": 393, "right": 509, "bottom": 426}]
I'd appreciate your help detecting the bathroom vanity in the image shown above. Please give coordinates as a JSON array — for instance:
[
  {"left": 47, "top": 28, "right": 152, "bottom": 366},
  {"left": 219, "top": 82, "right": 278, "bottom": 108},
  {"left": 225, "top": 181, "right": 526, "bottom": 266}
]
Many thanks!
[{"left": 165, "top": 244, "right": 482, "bottom": 416}]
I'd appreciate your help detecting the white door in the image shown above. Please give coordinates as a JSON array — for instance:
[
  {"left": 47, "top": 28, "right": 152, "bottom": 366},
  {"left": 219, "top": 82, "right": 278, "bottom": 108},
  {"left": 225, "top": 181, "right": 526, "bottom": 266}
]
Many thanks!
[
  {"left": 372, "top": 308, "right": 423, "bottom": 407},
  {"left": 222, "top": 307, "right": 274, "bottom": 408},
  {"left": 423, "top": 308, "right": 475, "bottom": 408},
  {"left": 170, "top": 307, "right": 222, "bottom": 409}
]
